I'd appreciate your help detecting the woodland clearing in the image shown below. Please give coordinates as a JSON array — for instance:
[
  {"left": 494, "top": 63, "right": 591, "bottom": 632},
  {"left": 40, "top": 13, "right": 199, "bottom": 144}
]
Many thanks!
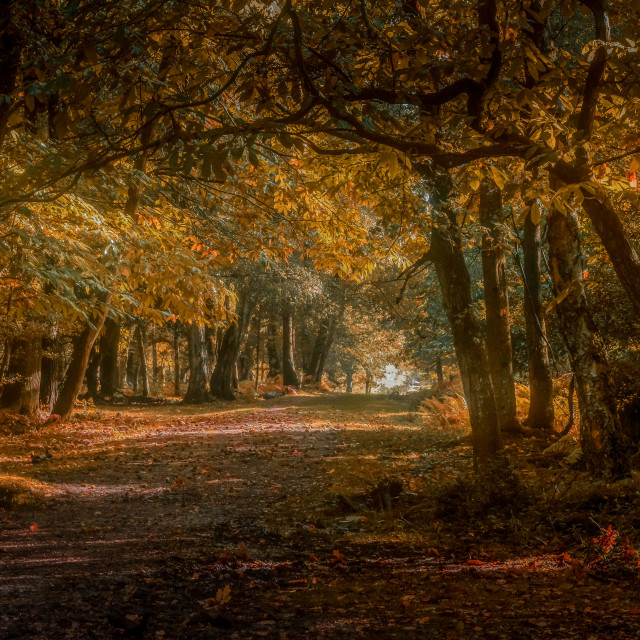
[{"left": 2, "top": 394, "right": 640, "bottom": 639}]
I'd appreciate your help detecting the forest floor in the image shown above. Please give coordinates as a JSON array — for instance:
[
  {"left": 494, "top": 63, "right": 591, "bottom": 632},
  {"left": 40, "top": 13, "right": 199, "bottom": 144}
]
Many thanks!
[{"left": 2, "top": 393, "right": 640, "bottom": 639}]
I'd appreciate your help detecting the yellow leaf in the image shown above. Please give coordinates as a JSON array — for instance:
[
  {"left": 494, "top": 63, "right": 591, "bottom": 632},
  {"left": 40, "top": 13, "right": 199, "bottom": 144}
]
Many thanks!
[{"left": 530, "top": 201, "right": 541, "bottom": 225}]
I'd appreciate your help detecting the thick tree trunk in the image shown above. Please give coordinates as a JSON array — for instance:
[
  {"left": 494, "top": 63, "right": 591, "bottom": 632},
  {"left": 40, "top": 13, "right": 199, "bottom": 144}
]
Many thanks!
[
  {"left": 430, "top": 215, "right": 501, "bottom": 467},
  {"left": 282, "top": 312, "right": 299, "bottom": 387},
  {"left": 184, "top": 324, "right": 210, "bottom": 403},
  {"left": 308, "top": 323, "right": 329, "bottom": 378},
  {"left": 40, "top": 335, "right": 62, "bottom": 411},
  {"left": 480, "top": 182, "right": 519, "bottom": 433},
  {"left": 547, "top": 207, "right": 629, "bottom": 479},
  {"left": 522, "top": 211, "right": 555, "bottom": 429},
  {"left": 0, "top": 338, "right": 42, "bottom": 416},
  {"left": 210, "top": 293, "right": 255, "bottom": 400},
  {"left": 99, "top": 317, "right": 120, "bottom": 398},
  {"left": 266, "top": 319, "right": 281, "bottom": 378},
  {"left": 52, "top": 302, "right": 109, "bottom": 422},
  {"left": 205, "top": 327, "right": 216, "bottom": 368},
  {"left": 83, "top": 346, "right": 101, "bottom": 403}
]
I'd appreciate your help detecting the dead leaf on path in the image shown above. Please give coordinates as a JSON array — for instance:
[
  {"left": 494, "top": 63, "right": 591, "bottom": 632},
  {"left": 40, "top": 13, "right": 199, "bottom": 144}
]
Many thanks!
[{"left": 216, "top": 585, "right": 232, "bottom": 605}]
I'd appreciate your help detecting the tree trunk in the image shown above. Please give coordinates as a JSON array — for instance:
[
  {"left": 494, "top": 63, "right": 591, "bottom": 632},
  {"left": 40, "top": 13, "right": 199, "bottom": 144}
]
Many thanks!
[
  {"left": 173, "top": 324, "right": 180, "bottom": 397},
  {"left": 255, "top": 311, "right": 262, "bottom": 388},
  {"left": 0, "top": 338, "right": 42, "bottom": 416},
  {"left": 345, "top": 368, "right": 354, "bottom": 393},
  {"left": 99, "top": 317, "right": 120, "bottom": 398},
  {"left": 40, "top": 335, "right": 62, "bottom": 411},
  {"left": 308, "top": 323, "right": 329, "bottom": 379},
  {"left": 184, "top": 324, "right": 210, "bottom": 403},
  {"left": 581, "top": 185, "right": 640, "bottom": 316},
  {"left": 550, "top": 162, "right": 640, "bottom": 318},
  {"left": 0, "top": 340, "right": 11, "bottom": 383},
  {"left": 126, "top": 327, "right": 140, "bottom": 393},
  {"left": 479, "top": 181, "right": 520, "bottom": 433},
  {"left": 205, "top": 327, "right": 216, "bottom": 367},
  {"left": 151, "top": 341, "right": 159, "bottom": 394},
  {"left": 522, "top": 211, "right": 555, "bottom": 429},
  {"left": 430, "top": 213, "right": 501, "bottom": 468},
  {"left": 547, "top": 207, "right": 629, "bottom": 479},
  {"left": 83, "top": 346, "right": 101, "bottom": 403},
  {"left": 435, "top": 354, "right": 443, "bottom": 384},
  {"left": 210, "top": 293, "right": 255, "bottom": 400},
  {"left": 282, "top": 312, "right": 299, "bottom": 387},
  {"left": 52, "top": 302, "right": 110, "bottom": 422},
  {"left": 137, "top": 324, "right": 149, "bottom": 397},
  {"left": 266, "top": 319, "right": 281, "bottom": 378},
  {"left": 311, "top": 304, "right": 345, "bottom": 383},
  {"left": 238, "top": 315, "right": 260, "bottom": 381}
]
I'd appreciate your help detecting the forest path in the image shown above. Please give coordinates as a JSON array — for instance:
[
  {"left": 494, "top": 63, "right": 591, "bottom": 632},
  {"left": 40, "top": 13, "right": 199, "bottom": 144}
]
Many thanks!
[{"left": 1, "top": 394, "right": 639, "bottom": 639}]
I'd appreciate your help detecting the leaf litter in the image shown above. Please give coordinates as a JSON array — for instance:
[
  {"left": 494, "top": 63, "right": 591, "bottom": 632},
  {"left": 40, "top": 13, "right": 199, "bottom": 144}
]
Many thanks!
[{"left": 1, "top": 394, "right": 640, "bottom": 638}]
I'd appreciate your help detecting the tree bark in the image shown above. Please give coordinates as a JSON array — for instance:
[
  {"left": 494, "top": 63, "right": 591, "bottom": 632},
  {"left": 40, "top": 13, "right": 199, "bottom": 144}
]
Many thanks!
[
  {"left": 137, "top": 323, "right": 149, "bottom": 397},
  {"left": 282, "top": 312, "right": 299, "bottom": 387},
  {"left": 521, "top": 211, "right": 555, "bottom": 429},
  {"left": 266, "top": 319, "right": 281, "bottom": 378},
  {"left": 151, "top": 340, "right": 159, "bottom": 394},
  {"left": 345, "top": 368, "right": 354, "bottom": 393},
  {"left": 435, "top": 354, "right": 444, "bottom": 384},
  {"left": 238, "top": 315, "right": 260, "bottom": 381},
  {"left": 549, "top": 160, "right": 640, "bottom": 318},
  {"left": 310, "top": 303, "right": 345, "bottom": 383},
  {"left": 581, "top": 185, "right": 640, "bottom": 316},
  {"left": 52, "top": 301, "right": 110, "bottom": 422},
  {"left": 99, "top": 317, "right": 120, "bottom": 398},
  {"left": 173, "top": 324, "right": 180, "bottom": 397},
  {"left": 547, "top": 207, "right": 629, "bottom": 479},
  {"left": 40, "top": 335, "right": 62, "bottom": 411},
  {"left": 0, "top": 338, "right": 42, "bottom": 416},
  {"left": 430, "top": 211, "right": 501, "bottom": 468},
  {"left": 126, "top": 327, "right": 140, "bottom": 394},
  {"left": 308, "top": 322, "right": 329, "bottom": 378},
  {"left": 479, "top": 181, "right": 520, "bottom": 433},
  {"left": 210, "top": 292, "right": 255, "bottom": 400},
  {"left": 184, "top": 324, "right": 210, "bottom": 403},
  {"left": 82, "top": 346, "right": 101, "bottom": 403},
  {"left": 255, "top": 311, "right": 262, "bottom": 387}
]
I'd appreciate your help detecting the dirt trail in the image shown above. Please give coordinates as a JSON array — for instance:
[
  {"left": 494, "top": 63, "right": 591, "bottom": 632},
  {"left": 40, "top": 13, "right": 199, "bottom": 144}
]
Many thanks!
[{"left": 1, "top": 394, "right": 640, "bottom": 639}]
